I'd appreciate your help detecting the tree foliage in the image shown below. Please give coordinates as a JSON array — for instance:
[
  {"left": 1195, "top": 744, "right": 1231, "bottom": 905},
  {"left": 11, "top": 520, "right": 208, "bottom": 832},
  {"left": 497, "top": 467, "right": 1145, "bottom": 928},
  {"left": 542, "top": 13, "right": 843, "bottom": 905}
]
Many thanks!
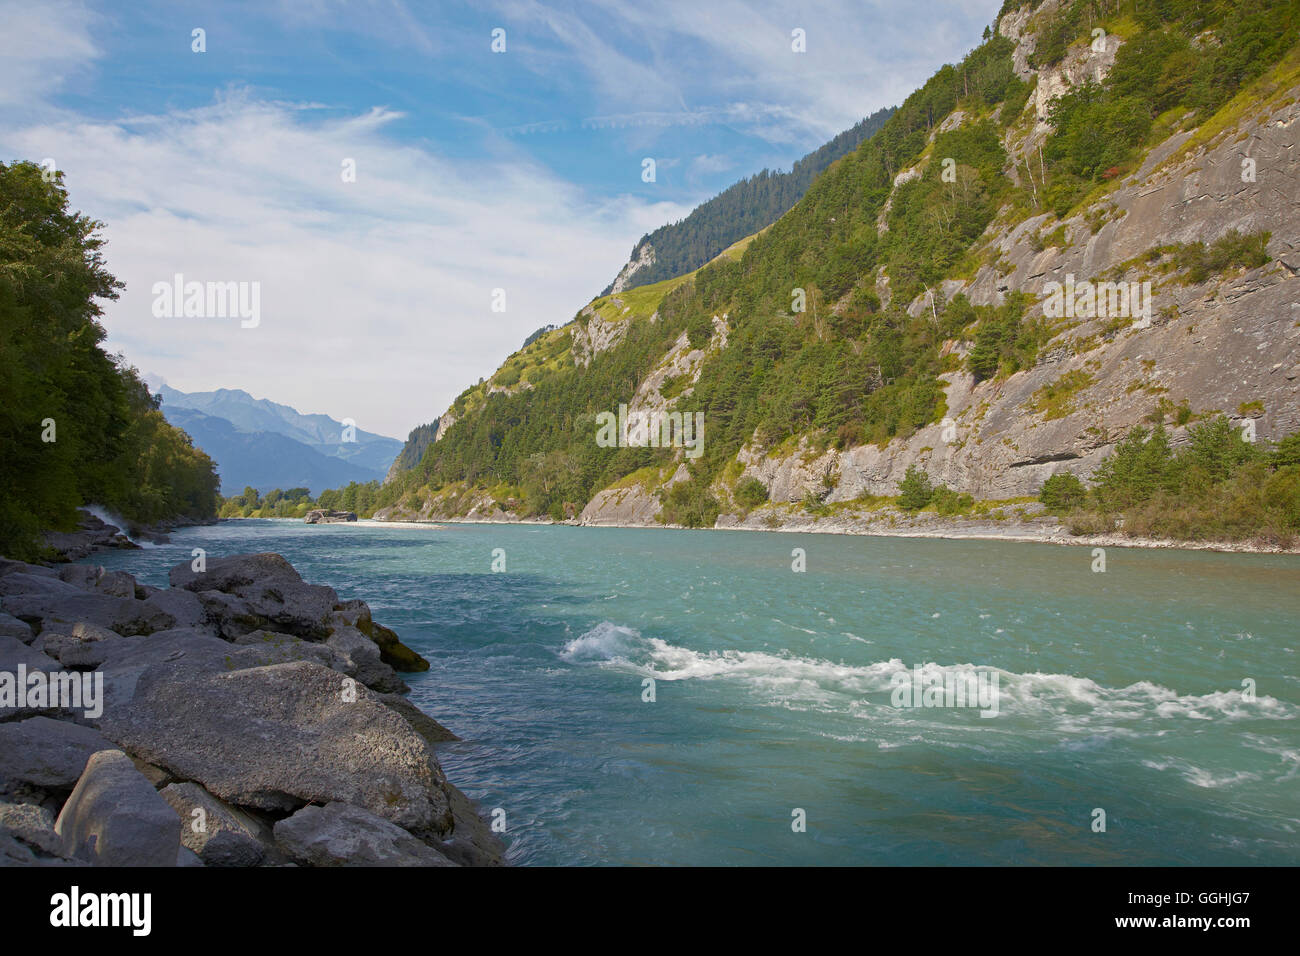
[{"left": 0, "top": 161, "right": 219, "bottom": 558}]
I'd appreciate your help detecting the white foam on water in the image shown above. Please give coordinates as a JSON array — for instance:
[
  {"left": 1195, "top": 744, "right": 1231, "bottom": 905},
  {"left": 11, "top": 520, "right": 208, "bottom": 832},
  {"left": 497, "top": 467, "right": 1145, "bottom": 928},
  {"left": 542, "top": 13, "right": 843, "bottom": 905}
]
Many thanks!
[
  {"left": 1143, "top": 758, "right": 1261, "bottom": 789},
  {"left": 560, "top": 622, "right": 1298, "bottom": 731},
  {"left": 83, "top": 504, "right": 159, "bottom": 547}
]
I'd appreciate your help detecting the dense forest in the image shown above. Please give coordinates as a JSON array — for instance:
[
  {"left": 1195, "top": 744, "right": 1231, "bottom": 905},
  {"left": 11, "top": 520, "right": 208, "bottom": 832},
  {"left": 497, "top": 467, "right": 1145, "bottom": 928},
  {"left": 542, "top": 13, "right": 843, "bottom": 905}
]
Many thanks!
[
  {"left": 607, "top": 106, "right": 897, "bottom": 292},
  {"left": 0, "top": 161, "right": 220, "bottom": 559}
]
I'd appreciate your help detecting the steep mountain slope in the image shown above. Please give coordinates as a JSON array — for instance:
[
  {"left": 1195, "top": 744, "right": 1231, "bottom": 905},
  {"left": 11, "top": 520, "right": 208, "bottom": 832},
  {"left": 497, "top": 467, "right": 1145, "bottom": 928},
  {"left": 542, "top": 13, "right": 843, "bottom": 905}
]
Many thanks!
[
  {"left": 384, "top": 420, "right": 439, "bottom": 484},
  {"left": 604, "top": 106, "right": 896, "bottom": 294},
  {"left": 374, "top": 0, "right": 1300, "bottom": 539},
  {"left": 157, "top": 384, "right": 402, "bottom": 492}
]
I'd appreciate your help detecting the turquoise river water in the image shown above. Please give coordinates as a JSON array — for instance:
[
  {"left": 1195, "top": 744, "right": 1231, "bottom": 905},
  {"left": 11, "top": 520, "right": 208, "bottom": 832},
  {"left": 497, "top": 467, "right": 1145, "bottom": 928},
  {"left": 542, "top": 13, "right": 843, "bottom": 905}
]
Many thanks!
[{"left": 88, "top": 519, "right": 1300, "bottom": 866}]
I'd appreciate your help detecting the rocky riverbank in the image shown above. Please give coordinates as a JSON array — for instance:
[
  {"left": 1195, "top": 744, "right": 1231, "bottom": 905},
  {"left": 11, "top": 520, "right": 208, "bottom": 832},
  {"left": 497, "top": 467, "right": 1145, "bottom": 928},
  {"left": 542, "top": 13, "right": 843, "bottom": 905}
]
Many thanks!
[
  {"left": 40, "top": 508, "right": 219, "bottom": 562},
  {"left": 0, "top": 548, "right": 504, "bottom": 867},
  {"left": 371, "top": 500, "right": 1300, "bottom": 555}
]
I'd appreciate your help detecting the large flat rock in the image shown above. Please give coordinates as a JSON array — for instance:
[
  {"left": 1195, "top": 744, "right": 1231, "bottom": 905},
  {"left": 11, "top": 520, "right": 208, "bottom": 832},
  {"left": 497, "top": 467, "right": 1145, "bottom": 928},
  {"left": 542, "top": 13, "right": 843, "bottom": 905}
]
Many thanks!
[
  {"left": 103, "top": 660, "right": 452, "bottom": 836},
  {"left": 1, "top": 590, "right": 205, "bottom": 638}
]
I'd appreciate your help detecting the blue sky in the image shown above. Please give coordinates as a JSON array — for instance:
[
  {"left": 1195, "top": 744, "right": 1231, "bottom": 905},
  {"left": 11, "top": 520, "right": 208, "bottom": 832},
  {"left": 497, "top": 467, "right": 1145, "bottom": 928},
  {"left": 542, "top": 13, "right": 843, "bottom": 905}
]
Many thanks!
[{"left": 1, "top": 0, "right": 1001, "bottom": 437}]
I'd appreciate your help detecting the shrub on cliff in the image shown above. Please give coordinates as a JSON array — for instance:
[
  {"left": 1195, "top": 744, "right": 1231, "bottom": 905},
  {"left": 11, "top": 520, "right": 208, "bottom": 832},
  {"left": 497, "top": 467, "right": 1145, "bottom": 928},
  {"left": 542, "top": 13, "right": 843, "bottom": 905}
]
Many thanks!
[
  {"left": 1039, "top": 473, "right": 1087, "bottom": 512},
  {"left": 735, "top": 477, "right": 769, "bottom": 509},
  {"left": 931, "top": 484, "right": 974, "bottom": 516},
  {"left": 897, "top": 465, "right": 935, "bottom": 511}
]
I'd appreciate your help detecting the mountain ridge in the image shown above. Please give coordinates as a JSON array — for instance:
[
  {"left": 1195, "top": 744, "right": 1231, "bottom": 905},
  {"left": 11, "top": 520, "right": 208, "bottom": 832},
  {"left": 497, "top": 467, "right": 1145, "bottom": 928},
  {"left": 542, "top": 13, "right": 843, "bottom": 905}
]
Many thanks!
[
  {"left": 601, "top": 105, "right": 897, "bottom": 295},
  {"left": 356, "top": 0, "right": 1300, "bottom": 545},
  {"left": 157, "top": 384, "right": 402, "bottom": 494}
]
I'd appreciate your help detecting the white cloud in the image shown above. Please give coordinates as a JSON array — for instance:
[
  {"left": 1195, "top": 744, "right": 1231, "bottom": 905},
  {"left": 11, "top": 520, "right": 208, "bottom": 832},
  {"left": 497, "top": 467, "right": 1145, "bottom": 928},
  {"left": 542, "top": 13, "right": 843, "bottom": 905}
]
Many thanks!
[
  {"left": 495, "top": 0, "right": 1001, "bottom": 143},
  {"left": 0, "top": 0, "right": 102, "bottom": 108},
  {"left": 691, "top": 153, "right": 736, "bottom": 176},
  {"left": 3, "top": 88, "right": 690, "bottom": 437}
]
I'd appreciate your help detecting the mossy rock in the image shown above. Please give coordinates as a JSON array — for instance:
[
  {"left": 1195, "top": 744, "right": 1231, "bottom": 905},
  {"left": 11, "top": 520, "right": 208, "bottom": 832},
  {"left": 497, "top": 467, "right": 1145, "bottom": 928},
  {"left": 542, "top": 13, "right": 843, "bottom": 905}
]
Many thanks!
[{"left": 364, "top": 620, "right": 430, "bottom": 672}]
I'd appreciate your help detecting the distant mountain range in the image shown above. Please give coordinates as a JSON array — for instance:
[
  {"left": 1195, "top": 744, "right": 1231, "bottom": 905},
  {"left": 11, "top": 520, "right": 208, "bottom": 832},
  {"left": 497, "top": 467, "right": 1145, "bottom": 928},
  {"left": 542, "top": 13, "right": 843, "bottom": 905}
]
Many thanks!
[{"left": 156, "top": 384, "right": 402, "bottom": 495}]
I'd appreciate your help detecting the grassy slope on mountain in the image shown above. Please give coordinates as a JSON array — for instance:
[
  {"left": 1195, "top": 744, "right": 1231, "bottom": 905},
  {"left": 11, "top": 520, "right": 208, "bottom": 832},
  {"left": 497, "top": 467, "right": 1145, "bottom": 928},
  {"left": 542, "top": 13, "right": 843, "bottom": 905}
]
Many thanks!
[
  {"left": 609, "top": 106, "right": 897, "bottom": 293},
  {"left": 363, "top": 0, "right": 1299, "bottom": 539},
  {"left": 0, "top": 161, "right": 220, "bottom": 558}
]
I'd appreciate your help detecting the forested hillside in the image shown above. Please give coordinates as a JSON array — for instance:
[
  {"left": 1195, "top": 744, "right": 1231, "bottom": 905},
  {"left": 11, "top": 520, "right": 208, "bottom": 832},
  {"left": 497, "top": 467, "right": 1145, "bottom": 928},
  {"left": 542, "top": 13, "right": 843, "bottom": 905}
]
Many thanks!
[
  {"left": 606, "top": 106, "right": 896, "bottom": 292},
  {"left": 344, "top": 0, "right": 1300, "bottom": 544},
  {"left": 0, "top": 161, "right": 219, "bottom": 559}
]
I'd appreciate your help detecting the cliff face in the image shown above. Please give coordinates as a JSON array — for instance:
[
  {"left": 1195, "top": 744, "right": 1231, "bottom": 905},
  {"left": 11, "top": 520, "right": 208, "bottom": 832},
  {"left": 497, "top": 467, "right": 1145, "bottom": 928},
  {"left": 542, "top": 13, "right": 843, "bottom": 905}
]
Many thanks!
[
  {"left": 608, "top": 241, "right": 655, "bottom": 295},
  {"left": 383, "top": 1, "right": 1300, "bottom": 531},
  {"left": 739, "top": 78, "right": 1300, "bottom": 505}
]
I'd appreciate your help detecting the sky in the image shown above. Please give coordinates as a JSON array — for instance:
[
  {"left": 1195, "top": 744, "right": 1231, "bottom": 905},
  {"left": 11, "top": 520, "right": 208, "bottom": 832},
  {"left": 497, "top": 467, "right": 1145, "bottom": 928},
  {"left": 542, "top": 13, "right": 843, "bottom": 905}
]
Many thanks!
[{"left": 1, "top": 0, "right": 1001, "bottom": 438}]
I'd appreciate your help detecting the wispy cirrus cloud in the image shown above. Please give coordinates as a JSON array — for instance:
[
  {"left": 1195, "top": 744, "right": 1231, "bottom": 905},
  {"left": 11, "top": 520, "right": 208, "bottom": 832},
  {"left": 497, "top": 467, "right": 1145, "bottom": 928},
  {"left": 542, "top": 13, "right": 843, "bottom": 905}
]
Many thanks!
[{"left": 489, "top": 0, "right": 999, "bottom": 143}]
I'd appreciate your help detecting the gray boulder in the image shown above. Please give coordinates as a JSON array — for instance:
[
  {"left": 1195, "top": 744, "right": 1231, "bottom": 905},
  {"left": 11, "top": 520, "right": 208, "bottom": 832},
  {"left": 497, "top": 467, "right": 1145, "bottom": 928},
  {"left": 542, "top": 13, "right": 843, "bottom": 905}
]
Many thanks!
[
  {"left": 161, "top": 782, "right": 276, "bottom": 867},
  {"left": 75, "top": 627, "right": 236, "bottom": 712},
  {"left": 0, "top": 801, "right": 63, "bottom": 857},
  {"left": 0, "top": 573, "right": 83, "bottom": 599},
  {"left": 187, "top": 589, "right": 265, "bottom": 639},
  {"left": 326, "top": 624, "right": 408, "bottom": 693},
  {"left": 0, "top": 829, "right": 71, "bottom": 866},
  {"left": 137, "top": 589, "right": 208, "bottom": 632},
  {"left": 94, "top": 571, "right": 138, "bottom": 599},
  {"left": 0, "top": 611, "right": 33, "bottom": 644},
  {"left": 53, "top": 565, "right": 136, "bottom": 596},
  {"left": 0, "top": 559, "right": 57, "bottom": 581},
  {"left": 169, "top": 553, "right": 339, "bottom": 639},
  {"left": 438, "top": 784, "right": 507, "bottom": 867},
  {"left": 0, "top": 633, "right": 58, "bottom": 673},
  {"left": 229, "top": 629, "right": 347, "bottom": 671},
  {"left": 273, "top": 802, "right": 456, "bottom": 867},
  {"left": 32, "top": 621, "right": 121, "bottom": 665},
  {"left": 331, "top": 601, "right": 430, "bottom": 673},
  {"left": 56, "top": 565, "right": 103, "bottom": 590},
  {"left": 0, "top": 717, "right": 113, "bottom": 806},
  {"left": 0, "top": 636, "right": 63, "bottom": 721},
  {"left": 55, "top": 749, "right": 181, "bottom": 866},
  {"left": 1, "top": 591, "right": 195, "bottom": 638},
  {"left": 3, "top": 592, "right": 133, "bottom": 633},
  {"left": 104, "top": 660, "right": 452, "bottom": 836},
  {"left": 177, "top": 846, "right": 203, "bottom": 867},
  {"left": 304, "top": 510, "right": 357, "bottom": 524}
]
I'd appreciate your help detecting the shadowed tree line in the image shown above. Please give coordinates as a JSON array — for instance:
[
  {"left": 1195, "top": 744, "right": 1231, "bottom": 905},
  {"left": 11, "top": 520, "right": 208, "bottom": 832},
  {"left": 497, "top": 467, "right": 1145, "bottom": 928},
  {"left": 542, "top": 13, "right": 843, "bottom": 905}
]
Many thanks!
[{"left": 0, "top": 161, "right": 219, "bottom": 559}]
